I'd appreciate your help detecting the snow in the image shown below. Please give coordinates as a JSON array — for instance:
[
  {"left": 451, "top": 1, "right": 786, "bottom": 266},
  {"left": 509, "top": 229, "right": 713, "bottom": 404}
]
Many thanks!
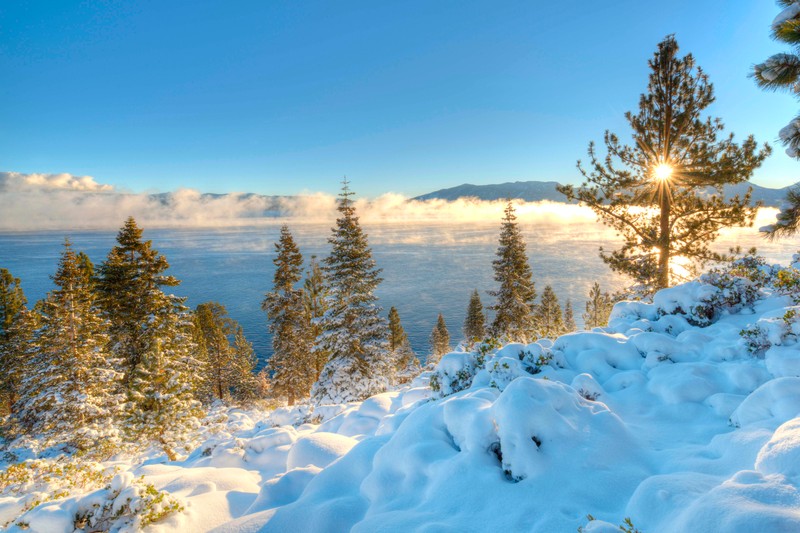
[{"left": 10, "top": 259, "right": 800, "bottom": 531}]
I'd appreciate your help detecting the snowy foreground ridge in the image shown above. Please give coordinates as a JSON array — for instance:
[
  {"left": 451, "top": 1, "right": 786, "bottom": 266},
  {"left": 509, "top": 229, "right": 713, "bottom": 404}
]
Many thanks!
[{"left": 9, "top": 260, "right": 800, "bottom": 531}]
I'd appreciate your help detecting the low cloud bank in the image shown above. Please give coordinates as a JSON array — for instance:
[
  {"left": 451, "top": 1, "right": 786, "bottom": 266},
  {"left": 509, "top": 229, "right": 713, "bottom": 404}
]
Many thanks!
[{"left": 0, "top": 171, "right": 781, "bottom": 233}]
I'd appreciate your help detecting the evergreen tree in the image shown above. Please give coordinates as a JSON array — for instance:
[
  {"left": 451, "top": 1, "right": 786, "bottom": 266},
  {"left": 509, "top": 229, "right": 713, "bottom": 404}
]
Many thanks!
[
  {"left": 558, "top": 36, "right": 770, "bottom": 292},
  {"left": 303, "top": 255, "right": 330, "bottom": 381},
  {"left": 311, "top": 180, "right": 391, "bottom": 404},
  {"left": 96, "top": 217, "right": 181, "bottom": 382},
  {"left": 489, "top": 202, "right": 537, "bottom": 342},
  {"left": 429, "top": 313, "right": 451, "bottom": 363},
  {"left": 583, "top": 282, "right": 614, "bottom": 329},
  {"left": 14, "top": 241, "right": 123, "bottom": 451},
  {"left": 463, "top": 289, "right": 486, "bottom": 343},
  {"left": 263, "top": 225, "right": 314, "bottom": 406},
  {"left": 97, "top": 218, "right": 204, "bottom": 458},
  {"left": 563, "top": 299, "right": 577, "bottom": 334},
  {"left": 755, "top": 2, "right": 800, "bottom": 239},
  {"left": 388, "top": 306, "right": 419, "bottom": 380},
  {"left": 193, "top": 302, "right": 259, "bottom": 404},
  {"left": 533, "top": 285, "right": 564, "bottom": 339},
  {"left": 230, "top": 324, "right": 260, "bottom": 404},
  {"left": 0, "top": 268, "right": 27, "bottom": 416}
]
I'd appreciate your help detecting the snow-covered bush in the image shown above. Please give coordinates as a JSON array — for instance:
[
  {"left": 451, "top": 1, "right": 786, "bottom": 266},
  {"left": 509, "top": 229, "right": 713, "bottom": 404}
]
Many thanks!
[
  {"left": 429, "top": 351, "right": 485, "bottom": 398},
  {"left": 487, "top": 344, "right": 552, "bottom": 390},
  {"left": 740, "top": 307, "right": 800, "bottom": 356},
  {"left": 73, "top": 472, "right": 183, "bottom": 533},
  {"left": 0, "top": 458, "right": 114, "bottom": 527}
]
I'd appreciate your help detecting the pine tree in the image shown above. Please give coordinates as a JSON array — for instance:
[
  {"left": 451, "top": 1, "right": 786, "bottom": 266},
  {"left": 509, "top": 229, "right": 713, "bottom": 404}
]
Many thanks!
[
  {"left": 583, "top": 282, "right": 614, "bottom": 329},
  {"left": 755, "top": 2, "right": 800, "bottom": 238},
  {"left": 263, "top": 225, "right": 314, "bottom": 406},
  {"left": 193, "top": 302, "right": 259, "bottom": 404},
  {"left": 303, "top": 255, "right": 329, "bottom": 381},
  {"left": 429, "top": 313, "right": 451, "bottom": 363},
  {"left": 14, "top": 240, "right": 123, "bottom": 451},
  {"left": 563, "top": 299, "right": 577, "bottom": 334},
  {"left": 463, "top": 289, "right": 486, "bottom": 343},
  {"left": 230, "top": 324, "right": 260, "bottom": 404},
  {"left": 97, "top": 217, "right": 181, "bottom": 382},
  {"left": 489, "top": 202, "right": 537, "bottom": 342},
  {"left": 388, "top": 306, "right": 419, "bottom": 381},
  {"left": 533, "top": 285, "right": 564, "bottom": 340},
  {"left": 311, "top": 180, "right": 391, "bottom": 404},
  {"left": 0, "top": 268, "right": 28, "bottom": 416},
  {"left": 97, "top": 218, "right": 204, "bottom": 458},
  {"left": 558, "top": 36, "right": 770, "bottom": 292}
]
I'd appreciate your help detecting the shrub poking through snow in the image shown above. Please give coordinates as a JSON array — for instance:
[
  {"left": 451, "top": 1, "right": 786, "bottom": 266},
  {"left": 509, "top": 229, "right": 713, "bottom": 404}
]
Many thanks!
[
  {"left": 774, "top": 267, "right": 800, "bottom": 303},
  {"left": 73, "top": 472, "right": 183, "bottom": 532},
  {"left": 741, "top": 307, "right": 800, "bottom": 356},
  {"left": 0, "top": 458, "right": 115, "bottom": 527},
  {"left": 430, "top": 351, "right": 486, "bottom": 398}
]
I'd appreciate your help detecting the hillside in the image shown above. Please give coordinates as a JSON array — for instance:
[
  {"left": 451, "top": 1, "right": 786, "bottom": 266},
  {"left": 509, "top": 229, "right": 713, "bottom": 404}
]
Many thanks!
[
  {"left": 5, "top": 255, "right": 800, "bottom": 531},
  {"left": 415, "top": 180, "right": 798, "bottom": 207}
]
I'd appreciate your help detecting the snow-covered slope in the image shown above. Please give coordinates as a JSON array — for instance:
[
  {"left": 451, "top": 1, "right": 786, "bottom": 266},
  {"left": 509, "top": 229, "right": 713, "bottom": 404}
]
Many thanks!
[{"left": 7, "top": 256, "right": 800, "bottom": 532}]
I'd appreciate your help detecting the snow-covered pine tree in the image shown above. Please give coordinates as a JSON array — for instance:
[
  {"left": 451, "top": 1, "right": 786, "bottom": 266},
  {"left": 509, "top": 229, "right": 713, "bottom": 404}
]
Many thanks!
[
  {"left": 583, "top": 282, "right": 614, "bottom": 329},
  {"left": 97, "top": 218, "right": 204, "bottom": 458},
  {"left": 463, "top": 289, "right": 486, "bottom": 343},
  {"left": 388, "top": 306, "right": 419, "bottom": 382},
  {"left": 311, "top": 180, "right": 391, "bottom": 404},
  {"left": 489, "top": 202, "right": 537, "bottom": 343},
  {"left": 0, "top": 268, "right": 28, "bottom": 417},
  {"left": 263, "top": 225, "right": 314, "bottom": 406},
  {"left": 429, "top": 313, "right": 451, "bottom": 363},
  {"left": 562, "top": 299, "right": 577, "bottom": 334},
  {"left": 303, "top": 255, "right": 330, "bottom": 382},
  {"left": 533, "top": 285, "right": 564, "bottom": 339},
  {"left": 14, "top": 240, "right": 123, "bottom": 452},
  {"left": 193, "top": 302, "right": 259, "bottom": 404},
  {"left": 230, "top": 324, "right": 260, "bottom": 404},
  {"left": 96, "top": 217, "right": 181, "bottom": 383}
]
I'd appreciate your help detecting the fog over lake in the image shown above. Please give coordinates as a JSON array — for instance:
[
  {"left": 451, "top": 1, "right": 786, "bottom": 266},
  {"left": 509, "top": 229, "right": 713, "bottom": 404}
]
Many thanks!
[{"left": 1, "top": 206, "right": 795, "bottom": 366}]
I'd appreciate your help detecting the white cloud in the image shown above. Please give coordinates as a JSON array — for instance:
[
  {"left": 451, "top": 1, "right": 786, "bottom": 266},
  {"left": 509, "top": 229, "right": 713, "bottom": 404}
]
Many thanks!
[{"left": 0, "top": 171, "right": 114, "bottom": 192}]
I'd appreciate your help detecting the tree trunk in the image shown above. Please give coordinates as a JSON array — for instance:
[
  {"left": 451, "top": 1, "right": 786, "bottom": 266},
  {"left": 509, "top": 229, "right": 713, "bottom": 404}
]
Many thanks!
[{"left": 658, "top": 188, "right": 671, "bottom": 290}]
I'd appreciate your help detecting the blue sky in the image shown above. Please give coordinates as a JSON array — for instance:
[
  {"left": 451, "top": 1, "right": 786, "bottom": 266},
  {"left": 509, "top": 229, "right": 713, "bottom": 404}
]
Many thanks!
[{"left": 1, "top": 0, "right": 797, "bottom": 197}]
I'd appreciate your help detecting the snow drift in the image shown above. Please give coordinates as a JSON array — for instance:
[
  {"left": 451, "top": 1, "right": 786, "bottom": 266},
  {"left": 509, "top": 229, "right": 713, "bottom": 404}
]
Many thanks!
[{"left": 7, "top": 255, "right": 800, "bottom": 531}]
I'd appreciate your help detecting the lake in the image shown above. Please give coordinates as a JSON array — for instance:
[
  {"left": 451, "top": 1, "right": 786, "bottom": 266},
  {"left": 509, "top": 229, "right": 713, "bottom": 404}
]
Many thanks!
[{"left": 0, "top": 210, "right": 796, "bottom": 366}]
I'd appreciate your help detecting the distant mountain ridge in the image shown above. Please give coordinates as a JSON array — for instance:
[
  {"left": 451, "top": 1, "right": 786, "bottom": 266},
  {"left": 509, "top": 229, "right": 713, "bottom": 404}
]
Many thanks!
[{"left": 414, "top": 180, "right": 798, "bottom": 207}]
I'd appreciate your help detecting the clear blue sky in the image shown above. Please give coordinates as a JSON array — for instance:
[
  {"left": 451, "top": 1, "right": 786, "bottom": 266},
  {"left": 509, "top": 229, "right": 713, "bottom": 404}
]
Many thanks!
[{"left": 1, "top": 0, "right": 797, "bottom": 197}]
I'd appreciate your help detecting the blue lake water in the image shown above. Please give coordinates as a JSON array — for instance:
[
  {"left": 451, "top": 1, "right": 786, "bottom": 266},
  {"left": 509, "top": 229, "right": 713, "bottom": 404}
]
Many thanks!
[{"left": 0, "top": 218, "right": 796, "bottom": 367}]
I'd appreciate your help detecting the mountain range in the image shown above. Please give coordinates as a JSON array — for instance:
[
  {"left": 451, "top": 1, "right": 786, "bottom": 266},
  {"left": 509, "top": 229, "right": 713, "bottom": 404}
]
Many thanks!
[{"left": 413, "top": 180, "right": 798, "bottom": 207}]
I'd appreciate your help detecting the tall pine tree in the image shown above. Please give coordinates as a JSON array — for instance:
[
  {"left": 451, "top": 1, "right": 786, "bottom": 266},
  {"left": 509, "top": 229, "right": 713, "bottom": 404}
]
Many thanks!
[
  {"left": 263, "top": 225, "right": 314, "bottom": 406},
  {"left": 489, "top": 202, "right": 537, "bottom": 343},
  {"left": 311, "top": 180, "right": 391, "bottom": 404},
  {"left": 97, "top": 218, "right": 204, "bottom": 459},
  {"left": 14, "top": 241, "right": 123, "bottom": 451},
  {"left": 0, "top": 268, "right": 28, "bottom": 417},
  {"left": 558, "top": 36, "right": 770, "bottom": 292},
  {"left": 463, "top": 289, "right": 486, "bottom": 343}
]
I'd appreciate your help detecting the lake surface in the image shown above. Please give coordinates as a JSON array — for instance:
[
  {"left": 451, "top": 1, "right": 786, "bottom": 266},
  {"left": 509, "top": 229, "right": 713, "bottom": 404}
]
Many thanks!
[{"left": 1, "top": 214, "right": 797, "bottom": 367}]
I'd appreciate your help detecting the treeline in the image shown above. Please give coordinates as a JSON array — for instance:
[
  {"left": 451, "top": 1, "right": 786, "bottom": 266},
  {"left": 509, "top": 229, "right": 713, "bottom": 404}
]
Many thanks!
[
  {"left": 0, "top": 182, "right": 617, "bottom": 456},
  {"left": 0, "top": 219, "right": 262, "bottom": 459},
  {"left": 263, "top": 182, "right": 617, "bottom": 407}
]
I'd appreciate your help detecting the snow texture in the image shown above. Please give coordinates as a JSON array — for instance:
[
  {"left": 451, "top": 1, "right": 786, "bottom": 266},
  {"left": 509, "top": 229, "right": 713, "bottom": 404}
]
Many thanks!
[{"left": 10, "top": 261, "right": 800, "bottom": 531}]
